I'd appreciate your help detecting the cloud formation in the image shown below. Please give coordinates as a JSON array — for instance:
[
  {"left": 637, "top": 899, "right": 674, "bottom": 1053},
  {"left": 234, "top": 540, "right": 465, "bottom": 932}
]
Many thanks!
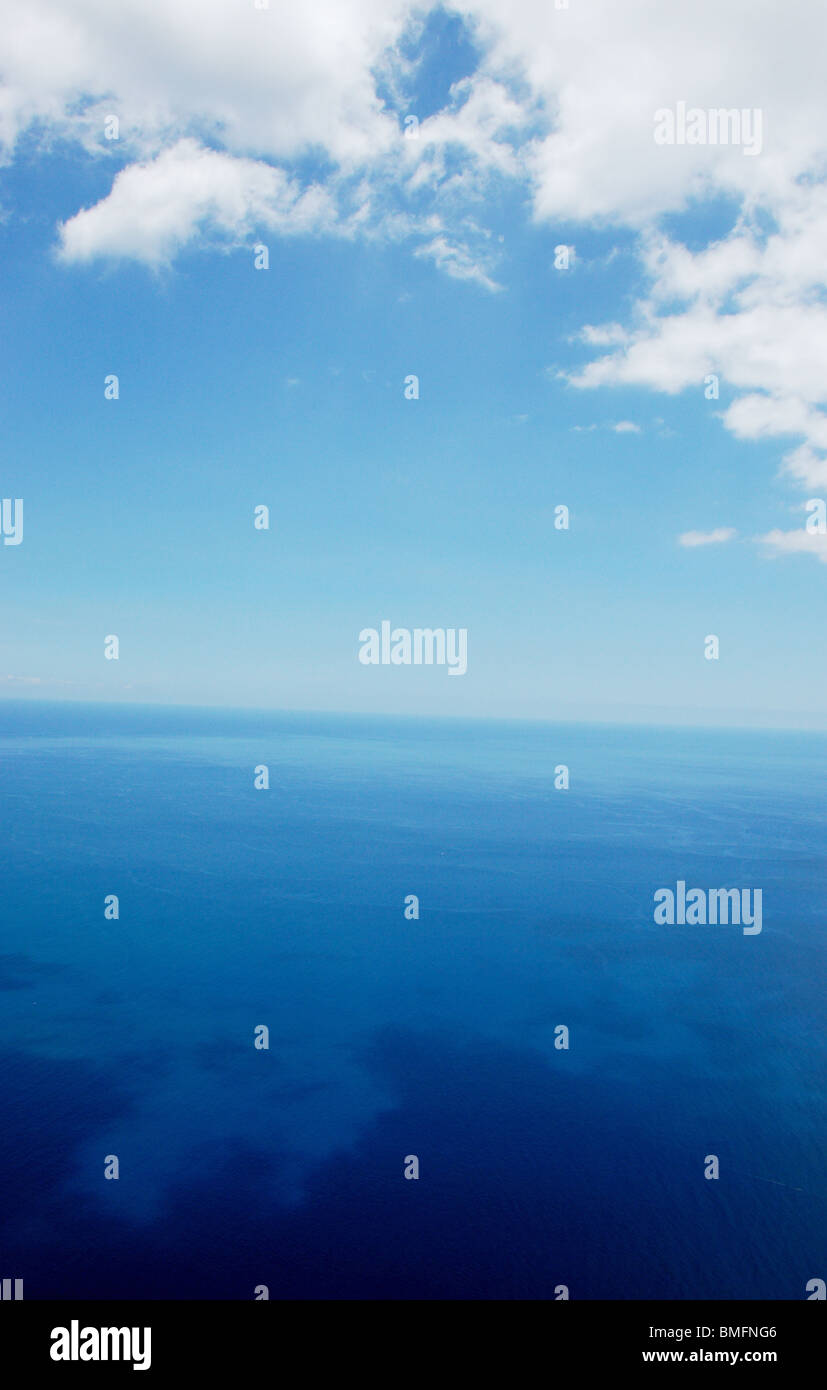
[
  {"left": 4, "top": 0, "right": 827, "bottom": 554},
  {"left": 57, "top": 140, "right": 339, "bottom": 264}
]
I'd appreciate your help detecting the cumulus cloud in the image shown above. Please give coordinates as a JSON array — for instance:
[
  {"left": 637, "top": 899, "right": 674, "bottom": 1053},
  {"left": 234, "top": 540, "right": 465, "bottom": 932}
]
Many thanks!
[
  {"left": 469, "top": 0, "right": 827, "bottom": 223},
  {"left": 4, "top": 0, "right": 826, "bottom": 220},
  {"left": 564, "top": 192, "right": 827, "bottom": 552},
  {"left": 678, "top": 528, "right": 737, "bottom": 548},
  {"left": 0, "top": 0, "right": 410, "bottom": 165},
  {"left": 3, "top": 0, "right": 821, "bottom": 266},
  {"left": 612, "top": 420, "right": 641, "bottom": 433},
  {"left": 1, "top": 0, "right": 530, "bottom": 278},
  {"left": 4, "top": 0, "right": 827, "bottom": 548},
  {"left": 58, "top": 140, "right": 338, "bottom": 264}
]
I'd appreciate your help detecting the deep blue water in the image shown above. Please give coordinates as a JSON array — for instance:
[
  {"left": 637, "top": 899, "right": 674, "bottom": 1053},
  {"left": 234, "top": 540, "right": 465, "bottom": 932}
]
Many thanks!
[{"left": 0, "top": 701, "right": 824, "bottom": 1299}]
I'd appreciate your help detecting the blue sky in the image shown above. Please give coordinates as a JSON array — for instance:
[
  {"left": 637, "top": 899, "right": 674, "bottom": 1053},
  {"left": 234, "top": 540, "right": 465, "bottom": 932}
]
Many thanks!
[{"left": 1, "top": 1, "right": 826, "bottom": 725}]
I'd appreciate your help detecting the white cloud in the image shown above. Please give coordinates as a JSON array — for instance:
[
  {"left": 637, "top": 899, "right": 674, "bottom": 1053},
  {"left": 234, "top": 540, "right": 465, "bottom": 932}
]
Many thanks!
[
  {"left": 564, "top": 191, "right": 827, "bottom": 553},
  {"left": 468, "top": 0, "right": 827, "bottom": 225},
  {"left": 571, "top": 419, "right": 641, "bottom": 434},
  {"left": 721, "top": 395, "right": 827, "bottom": 446},
  {"left": 756, "top": 529, "right": 827, "bottom": 563},
  {"left": 2, "top": 1, "right": 826, "bottom": 276},
  {"left": 0, "top": 5, "right": 804, "bottom": 234},
  {"left": 6, "top": 0, "right": 827, "bottom": 233},
  {"left": 407, "top": 74, "right": 536, "bottom": 191},
  {"left": 0, "top": 0, "right": 411, "bottom": 166},
  {"left": 4, "top": 0, "right": 827, "bottom": 546},
  {"left": 678, "top": 528, "right": 737, "bottom": 548},
  {"left": 781, "top": 444, "right": 827, "bottom": 492},
  {"left": 57, "top": 140, "right": 338, "bottom": 264},
  {"left": 413, "top": 233, "right": 501, "bottom": 290},
  {"left": 580, "top": 324, "right": 631, "bottom": 347},
  {"left": 1, "top": 0, "right": 534, "bottom": 279}
]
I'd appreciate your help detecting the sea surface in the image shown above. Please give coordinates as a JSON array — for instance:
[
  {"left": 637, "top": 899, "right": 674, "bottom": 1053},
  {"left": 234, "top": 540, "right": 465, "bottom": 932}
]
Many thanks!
[{"left": 0, "top": 701, "right": 824, "bottom": 1299}]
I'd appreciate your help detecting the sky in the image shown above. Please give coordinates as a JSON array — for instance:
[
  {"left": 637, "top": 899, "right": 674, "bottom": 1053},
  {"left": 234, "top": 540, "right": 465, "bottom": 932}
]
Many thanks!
[{"left": 1, "top": 0, "right": 826, "bottom": 726}]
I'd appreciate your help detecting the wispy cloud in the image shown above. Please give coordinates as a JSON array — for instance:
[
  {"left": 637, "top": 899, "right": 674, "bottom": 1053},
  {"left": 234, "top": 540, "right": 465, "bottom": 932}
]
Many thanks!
[
  {"left": 756, "top": 529, "right": 827, "bottom": 563},
  {"left": 678, "top": 527, "right": 737, "bottom": 548},
  {"left": 413, "top": 234, "right": 501, "bottom": 291},
  {"left": 0, "top": 675, "right": 77, "bottom": 687}
]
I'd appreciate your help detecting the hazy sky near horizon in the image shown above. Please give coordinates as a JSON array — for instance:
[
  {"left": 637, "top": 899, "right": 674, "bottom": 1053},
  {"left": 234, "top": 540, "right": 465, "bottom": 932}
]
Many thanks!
[{"left": 2, "top": 1, "right": 827, "bottom": 726}]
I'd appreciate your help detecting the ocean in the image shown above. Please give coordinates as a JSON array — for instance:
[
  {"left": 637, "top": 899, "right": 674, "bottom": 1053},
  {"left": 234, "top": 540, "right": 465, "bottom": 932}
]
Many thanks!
[{"left": 0, "top": 701, "right": 824, "bottom": 1299}]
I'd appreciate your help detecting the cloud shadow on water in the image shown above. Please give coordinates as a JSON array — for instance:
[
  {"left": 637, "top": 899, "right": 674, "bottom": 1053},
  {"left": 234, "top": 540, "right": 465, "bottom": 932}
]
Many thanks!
[{"left": 2, "top": 1024, "right": 819, "bottom": 1299}]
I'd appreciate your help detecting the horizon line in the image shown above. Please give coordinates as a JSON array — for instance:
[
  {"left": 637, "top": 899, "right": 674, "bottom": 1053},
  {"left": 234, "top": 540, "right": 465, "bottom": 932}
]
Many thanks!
[{"left": 1, "top": 694, "right": 826, "bottom": 737}]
